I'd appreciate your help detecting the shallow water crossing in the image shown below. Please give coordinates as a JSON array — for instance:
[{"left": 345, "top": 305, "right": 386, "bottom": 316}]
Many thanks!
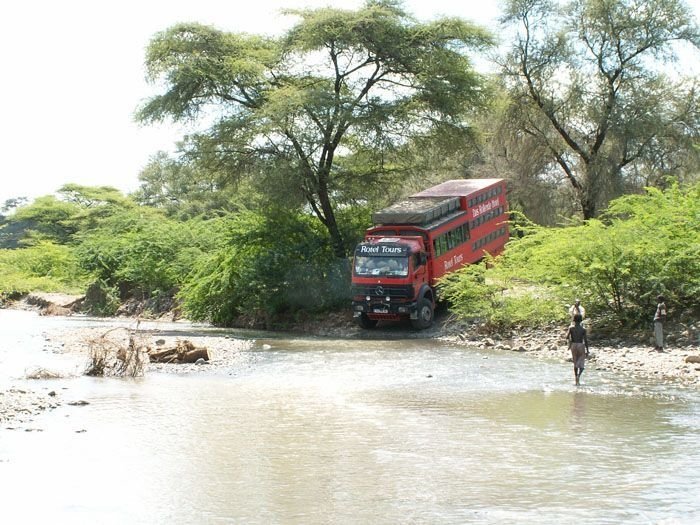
[{"left": 1, "top": 310, "right": 699, "bottom": 524}]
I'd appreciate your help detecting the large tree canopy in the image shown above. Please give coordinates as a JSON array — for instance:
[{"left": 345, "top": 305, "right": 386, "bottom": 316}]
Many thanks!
[
  {"left": 500, "top": 0, "right": 700, "bottom": 219},
  {"left": 137, "top": 0, "right": 494, "bottom": 257}
]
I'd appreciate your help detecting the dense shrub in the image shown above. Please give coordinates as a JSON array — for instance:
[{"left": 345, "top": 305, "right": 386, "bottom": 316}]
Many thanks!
[
  {"left": 0, "top": 242, "right": 88, "bottom": 297},
  {"left": 82, "top": 279, "right": 122, "bottom": 316},
  {"left": 179, "top": 211, "right": 352, "bottom": 325},
  {"left": 441, "top": 183, "right": 700, "bottom": 330},
  {"left": 4, "top": 186, "right": 135, "bottom": 246},
  {"left": 439, "top": 259, "right": 568, "bottom": 329},
  {"left": 75, "top": 209, "right": 218, "bottom": 300}
]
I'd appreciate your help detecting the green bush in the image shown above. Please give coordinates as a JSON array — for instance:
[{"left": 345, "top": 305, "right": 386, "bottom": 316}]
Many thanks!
[
  {"left": 441, "top": 183, "right": 700, "bottom": 330},
  {"left": 179, "top": 210, "right": 352, "bottom": 325},
  {"left": 0, "top": 242, "right": 88, "bottom": 296},
  {"left": 83, "top": 279, "right": 121, "bottom": 316},
  {"left": 75, "top": 209, "right": 218, "bottom": 299},
  {"left": 440, "top": 260, "right": 567, "bottom": 329}
]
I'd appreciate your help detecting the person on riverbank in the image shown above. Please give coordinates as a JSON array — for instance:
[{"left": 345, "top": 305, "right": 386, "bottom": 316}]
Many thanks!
[
  {"left": 566, "top": 313, "right": 589, "bottom": 386},
  {"left": 653, "top": 295, "right": 667, "bottom": 352},
  {"left": 568, "top": 299, "right": 585, "bottom": 326}
]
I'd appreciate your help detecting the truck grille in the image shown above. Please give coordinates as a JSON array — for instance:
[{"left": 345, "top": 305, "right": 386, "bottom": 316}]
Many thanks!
[{"left": 351, "top": 284, "right": 414, "bottom": 299}]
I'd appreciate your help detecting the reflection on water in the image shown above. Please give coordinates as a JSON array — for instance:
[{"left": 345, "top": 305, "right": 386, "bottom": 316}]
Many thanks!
[{"left": 1, "top": 310, "right": 699, "bottom": 524}]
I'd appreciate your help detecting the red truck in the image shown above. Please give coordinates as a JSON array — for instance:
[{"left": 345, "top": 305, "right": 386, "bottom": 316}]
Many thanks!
[{"left": 351, "top": 179, "right": 509, "bottom": 329}]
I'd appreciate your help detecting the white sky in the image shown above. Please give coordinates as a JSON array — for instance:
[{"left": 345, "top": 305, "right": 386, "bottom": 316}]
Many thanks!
[{"left": 0, "top": 0, "right": 697, "bottom": 204}]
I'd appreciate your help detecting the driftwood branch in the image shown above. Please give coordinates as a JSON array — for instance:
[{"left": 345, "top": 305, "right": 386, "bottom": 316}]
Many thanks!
[{"left": 148, "top": 340, "right": 209, "bottom": 364}]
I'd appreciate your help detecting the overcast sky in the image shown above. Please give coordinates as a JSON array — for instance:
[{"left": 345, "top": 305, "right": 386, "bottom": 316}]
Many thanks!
[{"left": 0, "top": 0, "right": 697, "bottom": 205}]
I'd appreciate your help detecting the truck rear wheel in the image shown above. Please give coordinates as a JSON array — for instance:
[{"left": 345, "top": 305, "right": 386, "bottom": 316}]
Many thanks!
[
  {"left": 411, "top": 298, "right": 434, "bottom": 330},
  {"left": 356, "top": 313, "right": 378, "bottom": 329}
]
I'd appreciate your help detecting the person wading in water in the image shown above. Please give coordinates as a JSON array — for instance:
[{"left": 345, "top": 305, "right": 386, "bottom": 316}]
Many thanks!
[{"left": 566, "top": 313, "right": 589, "bottom": 386}]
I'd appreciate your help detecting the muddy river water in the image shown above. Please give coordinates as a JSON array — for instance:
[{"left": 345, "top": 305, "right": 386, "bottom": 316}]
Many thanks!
[{"left": 1, "top": 310, "right": 699, "bottom": 524}]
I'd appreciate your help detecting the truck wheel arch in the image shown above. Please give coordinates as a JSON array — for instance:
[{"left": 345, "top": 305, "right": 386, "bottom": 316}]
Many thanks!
[{"left": 418, "top": 285, "right": 435, "bottom": 305}]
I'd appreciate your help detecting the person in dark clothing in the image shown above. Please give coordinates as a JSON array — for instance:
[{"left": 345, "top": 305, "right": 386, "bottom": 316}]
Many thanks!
[{"left": 566, "top": 313, "right": 589, "bottom": 386}]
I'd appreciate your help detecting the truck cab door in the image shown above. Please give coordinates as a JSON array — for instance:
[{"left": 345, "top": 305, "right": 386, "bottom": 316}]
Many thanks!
[{"left": 414, "top": 252, "right": 428, "bottom": 283}]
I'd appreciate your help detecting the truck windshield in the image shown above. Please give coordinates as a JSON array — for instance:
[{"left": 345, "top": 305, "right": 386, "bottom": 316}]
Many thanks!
[{"left": 354, "top": 256, "right": 409, "bottom": 277}]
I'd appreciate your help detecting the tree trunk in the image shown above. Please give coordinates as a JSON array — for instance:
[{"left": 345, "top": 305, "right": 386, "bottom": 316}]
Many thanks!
[
  {"left": 578, "top": 162, "right": 602, "bottom": 220},
  {"left": 581, "top": 195, "right": 596, "bottom": 220},
  {"left": 317, "top": 169, "right": 347, "bottom": 259},
  {"left": 326, "top": 214, "right": 347, "bottom": 259}
]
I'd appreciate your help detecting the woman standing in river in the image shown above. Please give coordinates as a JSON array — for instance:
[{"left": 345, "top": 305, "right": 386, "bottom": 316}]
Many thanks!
[
  {"left": 653, "top": 295, "right": 667, "bottom": 351},
  {"left": 566, "top": 313, "right": 589, "bottom": 386}
]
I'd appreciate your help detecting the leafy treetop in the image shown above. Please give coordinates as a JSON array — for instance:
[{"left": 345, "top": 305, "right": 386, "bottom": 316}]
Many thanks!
[{"left": 137, "top": 0, "right": 494, "bottom": 257}]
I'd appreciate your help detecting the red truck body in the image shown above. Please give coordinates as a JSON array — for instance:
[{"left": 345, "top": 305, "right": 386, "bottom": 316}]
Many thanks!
[{"left": 351, "top": 179, "right": 509, "bottom": 329}]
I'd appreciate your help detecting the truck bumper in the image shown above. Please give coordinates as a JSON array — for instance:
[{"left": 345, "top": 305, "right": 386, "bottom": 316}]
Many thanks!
[{"left": 352, "top": 299, "right": 418, "bottom": 319}]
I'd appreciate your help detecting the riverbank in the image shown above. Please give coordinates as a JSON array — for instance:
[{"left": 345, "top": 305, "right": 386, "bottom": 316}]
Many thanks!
[
  {"left": 9, "top": 293, "right": 700, "bottom": 384},
  {"left": 1, "top": 294, "right": 256, "bottom": 427},
  {"left": 446, "top": 324, "right": 700, "bottom": 388},
  {"left": 3, "top": 293, "right": 700, "bottom": 428}
]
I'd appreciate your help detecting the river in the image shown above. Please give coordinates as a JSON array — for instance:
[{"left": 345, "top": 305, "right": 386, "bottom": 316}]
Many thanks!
[{"left": 1, "top": 309, "right": 699, "bottom": 524}]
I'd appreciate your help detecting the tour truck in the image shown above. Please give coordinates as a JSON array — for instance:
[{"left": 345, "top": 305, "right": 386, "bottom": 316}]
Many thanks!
[{"left": 351, "top": 178, "right": 509, "bottom": 329}]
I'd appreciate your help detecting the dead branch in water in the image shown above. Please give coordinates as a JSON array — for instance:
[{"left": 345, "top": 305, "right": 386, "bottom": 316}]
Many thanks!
[
  {"left": 83, "top": 320, "right": 210, "bottom": 375},
  {"left": 84, "top": 325, "right": 148, "bottom": 377}
]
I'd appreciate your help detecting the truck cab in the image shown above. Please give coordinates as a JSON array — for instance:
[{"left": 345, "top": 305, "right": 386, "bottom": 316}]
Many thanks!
[{"left": 351, "top": 236, "right": 434, "bottom": 329}]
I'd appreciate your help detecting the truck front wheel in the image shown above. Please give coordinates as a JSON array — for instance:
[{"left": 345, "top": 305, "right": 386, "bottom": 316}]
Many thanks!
[
  {"left": 356, "top": 313, "right": 378, "bottom": 329},
  {"left": 411, "top": 298, "right": 434, "bottom": 330}
]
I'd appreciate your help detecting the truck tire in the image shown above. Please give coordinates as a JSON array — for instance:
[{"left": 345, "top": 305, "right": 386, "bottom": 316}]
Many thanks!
[
  {"left": 357, "top": 313, "right": 378, "bottom": 329},
  {"left": 411, "top": 298, "right": 434, "bottom": 330}
]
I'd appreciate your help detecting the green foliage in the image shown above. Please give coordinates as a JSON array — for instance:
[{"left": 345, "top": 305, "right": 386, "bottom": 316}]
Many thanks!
[
  {"left": 132, "top": 152, "right": 243, "bottom": 219},
  {"left": 56, "top": 184, "right": 136, "bottom": 231},
  {"left": 58, "top": 184, "right": 132, "bottom": 209},
  {"left": 9, "top": 196, "right": 82, "bottom": 244},
  {"left": 1, "top": 183, "right": 370, "bottom": 325},
  {"left": 179, "top": 210, "right": 352, "bottom": 325},
  {"left": 82, "top": 279, "right": 121, "bottom": 316},
  {"left": 0, "top": 242, "right": 89, "bottom": 297},
  {"left": 75, "top": 208, "right": 218, "bottom": 299},
  {"left": 137, "top": 1, "right": 494, "bottom": 256},
  {"left": 440, "top": 261, "right": 567, "bottom": 329},
  {"left": 500, "top": 0, "right": 700, "bottom": 219},
  {"left": 441, "top": 183, "right": 700, "bottom": 329},
  {"left": 4, "top": 185, "right": 135, "bottom": 246}
]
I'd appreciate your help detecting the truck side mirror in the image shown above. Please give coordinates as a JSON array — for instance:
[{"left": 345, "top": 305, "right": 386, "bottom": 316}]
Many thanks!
[{"left": 419, "top": 253, "right": 427, "bottom": 266}]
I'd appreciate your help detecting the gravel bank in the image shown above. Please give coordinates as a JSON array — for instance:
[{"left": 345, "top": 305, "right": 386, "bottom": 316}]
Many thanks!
[
  {"left": 1, "top": 324, "right": 256, "bottom": 429},
  {"left": 3, "top": 295, "right": 699, "bottom": 430},
  {"left": 444, "top": 324, "right": 700, "bottom": 388},
  {"left": 1, "top": 294, "right": 258, "bottom": 428}
]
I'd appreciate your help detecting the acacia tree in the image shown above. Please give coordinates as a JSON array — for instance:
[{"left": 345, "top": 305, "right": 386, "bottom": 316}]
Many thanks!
[
  {"left": 137, "top": 0, "right": 493, "bottom": 257},
  {"left": 133, "top": 152, "right": 245, "bottom": 219},
  {"left": 500, "top": 0, "right": 700, "bottom": 219}
]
